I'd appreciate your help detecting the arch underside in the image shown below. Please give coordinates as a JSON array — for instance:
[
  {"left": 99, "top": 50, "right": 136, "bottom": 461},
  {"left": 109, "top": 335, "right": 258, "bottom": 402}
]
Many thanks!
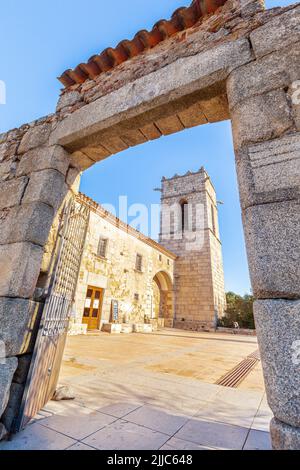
[{"left": 152, "top": 271, "right": 174, "bottom": 327}]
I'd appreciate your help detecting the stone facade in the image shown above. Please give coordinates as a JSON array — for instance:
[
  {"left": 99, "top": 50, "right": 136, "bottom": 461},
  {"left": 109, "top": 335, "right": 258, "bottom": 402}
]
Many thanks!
[
  {"left": 69, "top": 168, "right": 225, "bottom": 335},
  {"left": 160, "top": 168, "right": 226, "bottom": 330},
  {"left": 0, "top": 0, "right": 299, "bottom": 448}
]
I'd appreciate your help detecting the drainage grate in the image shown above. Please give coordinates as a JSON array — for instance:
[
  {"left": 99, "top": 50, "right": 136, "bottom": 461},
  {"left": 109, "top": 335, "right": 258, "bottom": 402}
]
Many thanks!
[{"left": 215, "top": 349, "right": 260, "bottom": 388}]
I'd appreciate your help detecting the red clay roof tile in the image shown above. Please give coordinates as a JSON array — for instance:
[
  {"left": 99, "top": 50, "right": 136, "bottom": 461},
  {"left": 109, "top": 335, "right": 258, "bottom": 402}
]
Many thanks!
[{"left": 58, "top": 0, "right": 228, "bottom": 89}]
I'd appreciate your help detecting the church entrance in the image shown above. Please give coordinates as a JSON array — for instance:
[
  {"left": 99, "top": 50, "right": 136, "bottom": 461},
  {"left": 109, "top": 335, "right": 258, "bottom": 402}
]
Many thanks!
[{"left": 152, "top": 272, "right": 174, "bottom": 329}]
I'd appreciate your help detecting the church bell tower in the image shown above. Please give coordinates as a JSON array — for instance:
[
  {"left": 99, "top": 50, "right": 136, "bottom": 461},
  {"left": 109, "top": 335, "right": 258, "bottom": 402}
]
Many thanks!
[{"left": 159, "top": 168, "right": 226, "bottom": 330}]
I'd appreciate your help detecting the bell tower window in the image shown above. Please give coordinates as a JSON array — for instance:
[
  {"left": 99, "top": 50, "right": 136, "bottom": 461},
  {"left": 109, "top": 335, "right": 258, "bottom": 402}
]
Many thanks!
[{"left": 180, "top": 199, "right": 189, "bottom": 232}]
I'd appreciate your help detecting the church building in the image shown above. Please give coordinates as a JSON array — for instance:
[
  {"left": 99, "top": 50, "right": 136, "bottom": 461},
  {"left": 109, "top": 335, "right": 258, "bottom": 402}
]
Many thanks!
[{"left": 69, "top": 167, "right": 226, "bottom": 334}]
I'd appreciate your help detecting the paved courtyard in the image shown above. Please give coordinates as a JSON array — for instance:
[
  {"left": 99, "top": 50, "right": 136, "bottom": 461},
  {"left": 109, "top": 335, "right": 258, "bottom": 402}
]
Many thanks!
[{"left": 0, "top": 329, "right": 273, "bottom": 450}]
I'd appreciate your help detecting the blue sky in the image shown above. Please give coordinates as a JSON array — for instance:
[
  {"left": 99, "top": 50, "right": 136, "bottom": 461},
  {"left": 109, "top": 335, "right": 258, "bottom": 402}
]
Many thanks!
[{"left": 1, "top": 0, "right": 292, "bottom": 295}]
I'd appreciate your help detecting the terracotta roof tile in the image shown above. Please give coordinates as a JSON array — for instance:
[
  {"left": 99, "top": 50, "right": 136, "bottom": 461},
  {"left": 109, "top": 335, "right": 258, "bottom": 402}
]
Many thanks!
[{"left": 58, "top": 0, "right": 228, "bottom": 89}]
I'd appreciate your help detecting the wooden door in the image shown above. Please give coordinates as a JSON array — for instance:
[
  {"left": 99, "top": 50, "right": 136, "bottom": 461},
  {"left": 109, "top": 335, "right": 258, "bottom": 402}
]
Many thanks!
[
  {"left": 14, "top": 197, "right": 90, "bottom": 432},
  {"left": 83, "top": 286, "right": 103, "bottom": 330}
]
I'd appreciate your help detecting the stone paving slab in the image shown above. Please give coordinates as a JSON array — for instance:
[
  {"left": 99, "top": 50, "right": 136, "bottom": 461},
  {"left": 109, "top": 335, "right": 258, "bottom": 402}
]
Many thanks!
[
  {"left": 160, "top": 437, "right": 217, "bottom": 451},
  {"left": 0, "top": 330, "right": 273, "bottom": 450},
  {"left": 195, "top": 399, "right": 259, "bottom": 429},
  {"left": 175, "top": 419, "right": 250, "bottom": 450},
  {"left": 0, "top": 422, "right": 76, "bottom": 450},
  {"left": 244, "top": 430, "right": 272, "bottom": 450},
  {"left": 96, "top": 402, "right": 143, "bottom": 419},
  {"left": 39, "top": 405, "right": 117, "bottom": 441},
  {"left": 124, "top": 405, "right": 189, "bottom": 436},
  {"left": 160, "top": 437, "right": 216, "bottom": 450},
  {"left": 82, "top": 420, "right": 170, "bottom": 450},
  {"left": 67, "top": 442, "right": 97, "bottom": 450}
]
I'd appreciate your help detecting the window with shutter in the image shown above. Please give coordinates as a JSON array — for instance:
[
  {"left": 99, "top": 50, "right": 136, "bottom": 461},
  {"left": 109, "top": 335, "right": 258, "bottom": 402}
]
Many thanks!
[
  {"left": 135, "top": 254, "right": 143, "bottom": 272},
  {"left": 97, "top": 237, "right": 108, "bottom": 258}
]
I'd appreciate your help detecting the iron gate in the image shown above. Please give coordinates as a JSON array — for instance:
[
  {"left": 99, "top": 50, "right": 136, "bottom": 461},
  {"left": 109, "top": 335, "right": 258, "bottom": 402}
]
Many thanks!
[{"left": 14, "top": 196, "right": 90, "bottom": 431}]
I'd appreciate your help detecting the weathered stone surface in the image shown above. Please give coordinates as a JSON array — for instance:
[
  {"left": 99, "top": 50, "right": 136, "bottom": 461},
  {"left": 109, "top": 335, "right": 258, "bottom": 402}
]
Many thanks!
[
  {"left": 66, "top": 167, "right": 81, "bottom": 193},
  {"left": 0, "top": 202, "right": 54, "bottom": 246},
  {"left": 18, "top": 123, "right": 52, "bottom": 154},
  {"left": 227, "top": 44, "right": 300, "bottom": 109},
  {"left": 250, "top": 6, "right": 300, "bottom": 59},
  {"left": 40, "top": 210, "right": 61, "bottom": 274},
  {"left": 0, "top": 133, "right": 7, "bottom": 145},
  {"left": 56, "top": 90, "right": 81, "bottom": 112},
  {"left": 77, "top": 0, "right": 252, "bottom": 104},
  {"left": 0, "top": 423, "right": 8, "bottom": 441},
  {"left": 236, "top": 133, "right": 300, "bottom": 209},
  {"left": 52, "top": 386, "right": 75, "bottom": 401},
  {"left": 156, "top": 115, "right": 184, "bottom": 136},
  {"left": 0, "top": 177, "right": 28, "bottom": 210},
  {"left": 270, "top": 418, "right": 300, "bottom": 450},
  {"left": 231, "top": 90, "right": 294, "bottom": 150},
  {"left": 240, "top": 0, "right": 264, "bottom": 17},
  {"left": 158, "top": 170, "right": 225, "bottom": 329},
  {"left": 140, "top": 123, "right": 161, "bottom": 140},
  {"left": 50, "top": 38, "right": 252, "bottom": 148},
  {"left": 255, "top": 299, "right": 300, "bottom": 427},
  {"left": 199, "top": 94, "right": 229, "bottom": 123},
  {"left": 121, "top": 129, "right": 147, "bottom": 147},
  {"left": 289, "top": 81, "right": 300, "bottom": 131},
  {"left": 22, "top": 169, "right": 67, "bottom": 211},
  {"left": 72, "top": 192, "right": 177, "bottom": 332},
  {"left": 69, "top": 151, "right": 95, "bottom": 171},
  {"left": 1, "top": 383, "right": 24, "bottom": 432},
  {"left": 6, "top": 129, "right": 27, "bottom": 145},
  {"left": 80, "top": 145, "right": 110, "bottom": 162},
  {"left": 13, "top": 355, "right": 32, "bottom": 385},
  {"left": 0, "top": 299, "right": 41, "bottom": 357},
  {"left": 0, "top": 358, "right": 18, "bottom": 418},
  {"left": 17, "top": 146, "right": 70, "bottom": 177},
  {"left": 243, "top": 200, "right": 300, "bottom": 299},
  {"left": 292, "top": 102, "right": 300, "bottom": 131},
  {"left": 0, "top": 141, "right": 18, "bottom": 162},
  {"left": 0, "top": 157, "right": 18, "bottom": 182},
  {"left": 98, "top": 135, "right": 128, "bottom": 154},
  {"left": 0, "top": 242, "right": 44, "bottom": 298},
  {"left": 177, "top": 102, "right": 207, "bottom": 128},
  {"left": 246, "top": 134, "right": 300, "bottom": 194}
]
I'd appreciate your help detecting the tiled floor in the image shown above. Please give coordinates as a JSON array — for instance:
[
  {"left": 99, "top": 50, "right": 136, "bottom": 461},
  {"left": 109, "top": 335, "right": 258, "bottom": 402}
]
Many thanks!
[{"left": 0, "top": 330, "right": 273, "bottom": 451}]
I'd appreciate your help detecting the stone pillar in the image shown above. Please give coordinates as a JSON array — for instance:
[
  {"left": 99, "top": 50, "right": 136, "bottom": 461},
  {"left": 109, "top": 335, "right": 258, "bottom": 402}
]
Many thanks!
[
  {"left": 227, "top": 6, "right": 300, "bottom": 449},
  {"left": 0, "top": 119, "right": 77, "bottom": 435}
]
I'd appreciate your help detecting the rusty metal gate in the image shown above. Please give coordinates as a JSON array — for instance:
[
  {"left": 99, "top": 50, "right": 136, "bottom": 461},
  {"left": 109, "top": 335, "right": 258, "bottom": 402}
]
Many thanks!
[{"left": 14, "top": 196, "right": 90, "bottom": 432}]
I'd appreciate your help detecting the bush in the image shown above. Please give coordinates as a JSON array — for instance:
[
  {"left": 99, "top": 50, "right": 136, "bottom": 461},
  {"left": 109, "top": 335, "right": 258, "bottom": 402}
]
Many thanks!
[{"left": 218, "top": 292, "right": 255, "bottom": 330}]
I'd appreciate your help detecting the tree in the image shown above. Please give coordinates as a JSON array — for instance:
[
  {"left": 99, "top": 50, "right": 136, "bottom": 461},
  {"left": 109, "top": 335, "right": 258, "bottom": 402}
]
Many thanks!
[{"left": 219, "top": 292, "right": 255, "bottom": 329}]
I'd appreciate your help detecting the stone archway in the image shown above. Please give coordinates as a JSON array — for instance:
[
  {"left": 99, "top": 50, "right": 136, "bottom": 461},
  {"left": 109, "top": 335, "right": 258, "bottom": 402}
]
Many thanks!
[
  {"left": 152, "top": 271, "right": 174, "bottom": 328},
  {"left": 0, "top": 0, "right": 299, "bottom": 448}
]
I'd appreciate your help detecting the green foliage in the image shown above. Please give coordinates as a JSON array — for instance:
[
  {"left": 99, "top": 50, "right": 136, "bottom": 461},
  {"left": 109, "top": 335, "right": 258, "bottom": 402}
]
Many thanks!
[{"left": 218, "top": 292, "right": 255, "bottom": 330}]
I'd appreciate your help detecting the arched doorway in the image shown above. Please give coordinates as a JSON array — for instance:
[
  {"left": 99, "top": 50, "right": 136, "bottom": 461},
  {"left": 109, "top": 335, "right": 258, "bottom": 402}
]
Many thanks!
[{"left": 152, "top": 271, "right": 174, "bottom": 329}]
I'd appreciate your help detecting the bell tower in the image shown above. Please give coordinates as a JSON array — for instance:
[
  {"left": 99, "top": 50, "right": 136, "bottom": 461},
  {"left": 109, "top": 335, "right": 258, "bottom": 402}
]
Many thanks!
[{"left": 159, "top": 168, "right": 226, "bottom": 330}]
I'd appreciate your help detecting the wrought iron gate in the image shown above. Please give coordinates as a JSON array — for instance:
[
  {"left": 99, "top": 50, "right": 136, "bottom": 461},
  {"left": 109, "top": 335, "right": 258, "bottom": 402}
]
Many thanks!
[{"left": 14, "top": 196, "right": 90, "bottom": 431}]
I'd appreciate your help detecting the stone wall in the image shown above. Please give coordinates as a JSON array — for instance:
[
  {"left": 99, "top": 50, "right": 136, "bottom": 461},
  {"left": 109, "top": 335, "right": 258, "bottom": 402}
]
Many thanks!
[
  {"left": 226, "top": 4, "right": 300, "bottom": 449},
  {"left": 49, "top": 0, "right": 271, "bottom": 157},
  {"left": 0, "top": 117, "right": 79, "bottom": 435}
]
